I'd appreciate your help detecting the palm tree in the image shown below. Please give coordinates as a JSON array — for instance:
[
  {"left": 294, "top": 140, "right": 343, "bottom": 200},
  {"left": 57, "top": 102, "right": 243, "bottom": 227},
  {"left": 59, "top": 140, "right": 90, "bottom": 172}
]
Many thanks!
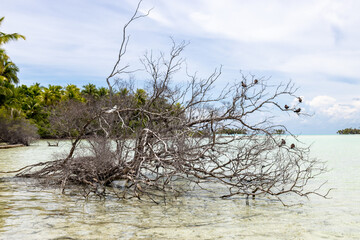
[
  {"left": 134, "top": 88, "right": 147, "bottom": 107},
  {"left": 0, "top": 52, "right": 20, "bottom": 84},
  {"left": 97, "top": 87, "right": 109, "bottom": 97},
  {"left": 40, "top": 85, "right": 64, "bottom": 106},
  {"left": 0, "top": 17, "right": 25, "bottom": 105},
  {"left": 0, "top": 17, "right": 26, "bottom": 45},
  {"left": 0, "top": 78, "right": 14, "bottom": 106},
  {"left": 81, "top": 83, "right": 99, "bottom": 98},
  {"left": 28, "top": 83, "right": 42, "bottom": 98},
  {"left": 48, "top": 85, "right": 63, "bottom": 103},
  {"left": 0, "top": 17, "right": 25, "bottom": 84},
  {"left": 0, "top": 52, "right": 18, "bottom": 106},
  {"left": 64, "top": 84, "right": 83, "bottom": 101}
]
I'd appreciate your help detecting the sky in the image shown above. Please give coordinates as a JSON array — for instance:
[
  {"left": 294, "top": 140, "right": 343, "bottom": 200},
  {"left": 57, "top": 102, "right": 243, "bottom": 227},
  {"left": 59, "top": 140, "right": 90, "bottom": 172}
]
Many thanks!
[{"left": 1, "top": 0, "right": 360, "bottom": 134}]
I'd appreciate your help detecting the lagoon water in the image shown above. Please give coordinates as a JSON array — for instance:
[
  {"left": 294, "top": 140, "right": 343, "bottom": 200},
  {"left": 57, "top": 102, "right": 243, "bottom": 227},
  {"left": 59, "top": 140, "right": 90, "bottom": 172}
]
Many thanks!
[{"left": 0, "top": 136, "right": 359, "bottom": 239}]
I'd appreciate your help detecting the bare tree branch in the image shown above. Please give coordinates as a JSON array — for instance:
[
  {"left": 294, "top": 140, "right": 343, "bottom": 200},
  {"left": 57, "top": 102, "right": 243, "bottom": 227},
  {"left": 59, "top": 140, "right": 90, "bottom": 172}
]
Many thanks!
[{"left": 11, "top": 2, "right": 329, "bottom": 205}]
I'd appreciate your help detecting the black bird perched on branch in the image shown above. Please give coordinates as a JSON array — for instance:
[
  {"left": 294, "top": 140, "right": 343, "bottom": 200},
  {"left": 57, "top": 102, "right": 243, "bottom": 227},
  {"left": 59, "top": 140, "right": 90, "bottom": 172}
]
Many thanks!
[
  {"left": 294, "top": 108, "right": 301, "bottom": 114},
  {"left": 284, "top": 105, "right": 289, "bottom": 110},
  {"left": 254, "top": 79, "right": 258, "bottom": 84},
  {"left": 298, "top": 97, "right": 302, "bottom": 103},
  {"left": 280, "top": 139, "right": 286, "bottom": 147},
  {"left": 241, "top": 81, "right": 247, "bottom": 88},
  {"left": 290, "top": 143, "right": 295, "bottom": 149}
]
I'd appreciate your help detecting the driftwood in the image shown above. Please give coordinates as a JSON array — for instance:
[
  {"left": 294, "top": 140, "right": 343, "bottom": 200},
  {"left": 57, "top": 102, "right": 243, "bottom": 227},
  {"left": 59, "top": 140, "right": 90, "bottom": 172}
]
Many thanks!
[
  {"left": 0, "top": 144, "right": 24, "bottom": 149},
  {"left": 47, "top": 141, "right": 59, "bottom": 147}
]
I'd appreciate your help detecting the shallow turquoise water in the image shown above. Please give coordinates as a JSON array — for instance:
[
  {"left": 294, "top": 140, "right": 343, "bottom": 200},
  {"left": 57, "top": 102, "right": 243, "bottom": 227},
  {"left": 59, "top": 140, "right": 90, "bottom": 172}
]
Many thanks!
[{"left": 0, "top": 136, "right": 359, "bottom": 239}]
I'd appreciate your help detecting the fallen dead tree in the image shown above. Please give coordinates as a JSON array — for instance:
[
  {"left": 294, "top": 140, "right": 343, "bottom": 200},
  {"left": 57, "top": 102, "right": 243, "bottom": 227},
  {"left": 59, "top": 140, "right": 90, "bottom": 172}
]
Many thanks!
[{"left": 8, "top": 1, "right": 329, "bottom": 205}]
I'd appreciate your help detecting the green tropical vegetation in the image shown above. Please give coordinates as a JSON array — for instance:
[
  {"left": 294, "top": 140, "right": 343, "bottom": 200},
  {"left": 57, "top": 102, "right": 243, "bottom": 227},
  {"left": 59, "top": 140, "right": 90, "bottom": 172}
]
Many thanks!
[
  {"left": 217, "top": 128, "right": 247, "bottom": 135},
  {"left": 272, "top": 129, "right": 285, "bottom": 135},
  {"left": 0, "top": 17, "right": 36, "bottom": 145},
  {"left": 337, "top": 128, "right": 360, "bottom": 134},
  {"left": 0, "top": 17, "right": 117, "bottom": 142},
  {"left": 0, "top": 17, "right": 25, "bottom": 105},
  {"left": 1, "top": 80, "right": 152, "bottom": 139}
]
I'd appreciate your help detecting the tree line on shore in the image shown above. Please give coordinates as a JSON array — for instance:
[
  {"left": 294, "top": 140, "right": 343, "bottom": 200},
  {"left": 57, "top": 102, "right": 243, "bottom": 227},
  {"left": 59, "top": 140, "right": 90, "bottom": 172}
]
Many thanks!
[
  {"left": 337, "top": 128, "right": 360, "bottom": 134},
  {"left": 1, "top": 16, "right": 168, "bottom": 144},
  {"left": 1, "top": 80, "right": 257, "bottom": 144},
  {"left": 1, "top": 80, "right": 110, "bottom": 141}
]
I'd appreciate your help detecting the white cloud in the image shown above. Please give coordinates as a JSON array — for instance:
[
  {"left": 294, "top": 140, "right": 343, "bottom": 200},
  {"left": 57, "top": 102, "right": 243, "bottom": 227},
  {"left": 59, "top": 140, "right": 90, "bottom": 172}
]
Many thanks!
[
  {"left": 146, "top": 11, "right": 172, "bottom": 27},
  {"left": 278, "top": 51, "right": 360, "bottom": 78},
  {"left": 308, "top": 96, "right": 337, "bottom": 108},
  {"left": 2, "top": 0, "right": 360, "bottom": 133},
  {"left": 307, "top": 95, "right": 360, "bottom": 120},
  {"left": 4, "top": 0, "right": 360, "bottom": 80}
]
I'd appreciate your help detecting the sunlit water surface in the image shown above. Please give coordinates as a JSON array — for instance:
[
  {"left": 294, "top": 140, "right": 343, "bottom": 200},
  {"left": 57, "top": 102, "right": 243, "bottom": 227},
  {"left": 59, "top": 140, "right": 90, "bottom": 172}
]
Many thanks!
[{"left": 0, "top": 136, "right": 359, "bottom": 239}]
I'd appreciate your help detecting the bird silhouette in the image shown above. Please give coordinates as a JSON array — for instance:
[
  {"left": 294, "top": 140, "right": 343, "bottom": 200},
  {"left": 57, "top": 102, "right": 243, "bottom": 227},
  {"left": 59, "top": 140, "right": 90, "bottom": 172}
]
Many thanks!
[
  {"left": 241, "top": 81, "right": 247, "bottom": 88},
  {"left": 254, "top": 79, "right": 258, "bottom": 84},
  {"left": 298, "top": 97, "right": 302, "bottom": 103},
  {"left": 284, "top": 105, "right": 289, "bottom": 110},
  {"left": 294, "top": 108, "right": 301, "bottom": 114},
  {"left": 290, "top": 143, "right": 295, "bottom": 149}
]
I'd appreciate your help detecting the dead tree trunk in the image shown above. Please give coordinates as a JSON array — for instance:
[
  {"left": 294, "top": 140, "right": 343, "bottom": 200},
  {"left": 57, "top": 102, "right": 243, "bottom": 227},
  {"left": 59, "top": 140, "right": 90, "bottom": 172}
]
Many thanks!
[{"left": 11, "top": 0, "right": 330, "bottom": 205}]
